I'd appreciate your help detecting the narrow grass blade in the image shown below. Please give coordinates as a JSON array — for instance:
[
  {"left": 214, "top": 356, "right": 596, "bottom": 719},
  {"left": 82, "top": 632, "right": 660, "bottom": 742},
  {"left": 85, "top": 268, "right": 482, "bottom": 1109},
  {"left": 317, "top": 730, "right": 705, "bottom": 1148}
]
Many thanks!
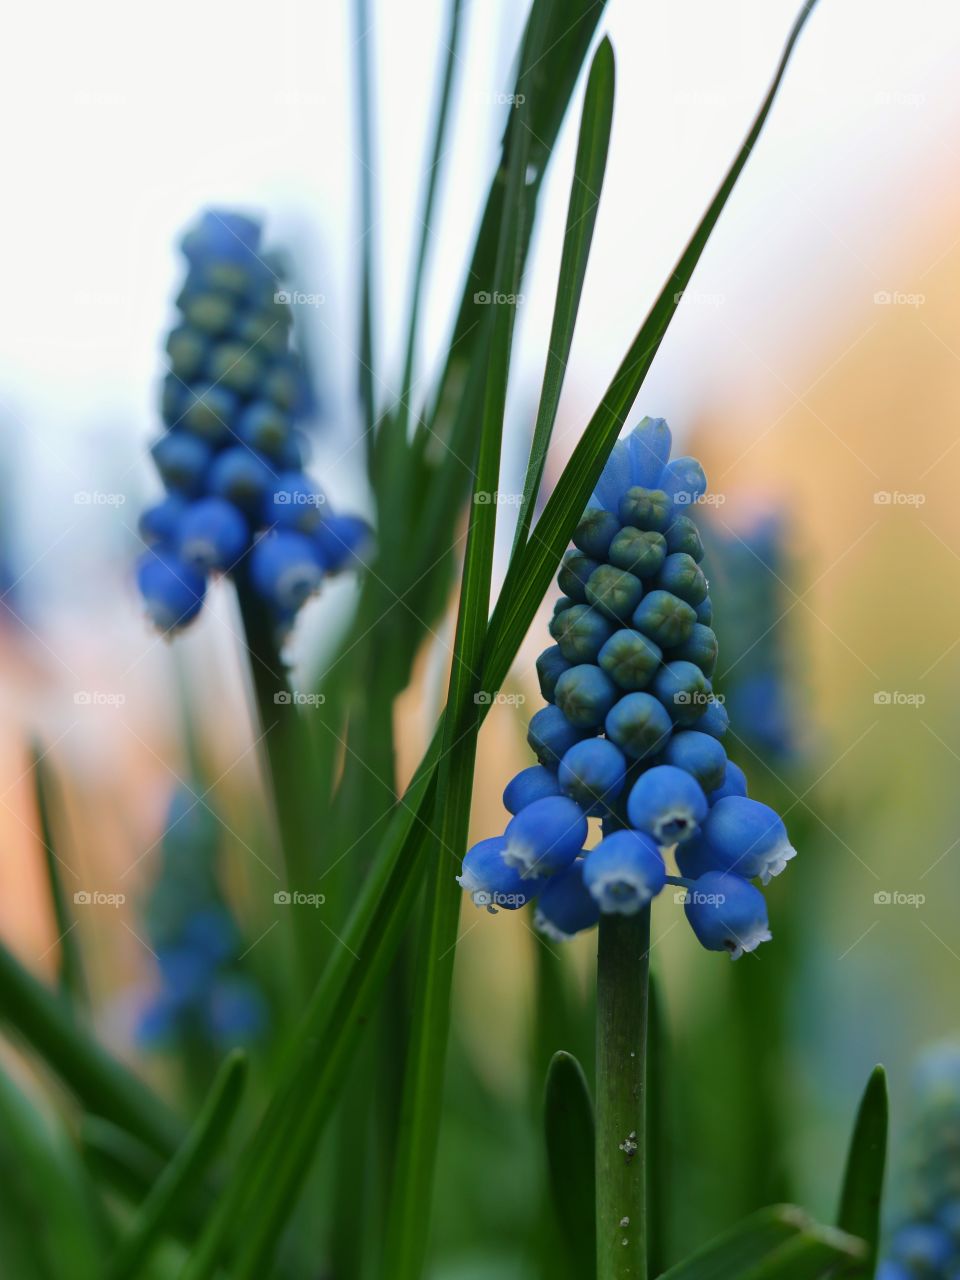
[
  {"left": 513, "top": 36, "right": 615, "bottom": 554},
  {"left": 106, "top": 1050, "right": 247, "bottom": 1280},
  {"left": 0, "top": 938, "right": 180, "bottom": 1156},
  {"left": 660, "top": 1206, "right": 863, "bottom": 1280},
  {"left": 544, "top": 1050, "right": 596, "bottom": 1279},
  {"left": 29, "top": 741, "right": 87, "bottom": 1006},
  {"left": 835, "top": 1066, "right": 888, "bottom": 1279},
  {"left": 353, "top": 0, "right": 378, "bottom": 443},
  {"left": 397, "top": 0, "right": 465, "bottom": 430},
  {"left": 419, "top": 0, "right": 608, "bottom": 454},
  {"left": 483, "top": 0, "right": 822, "bottom": 691}
]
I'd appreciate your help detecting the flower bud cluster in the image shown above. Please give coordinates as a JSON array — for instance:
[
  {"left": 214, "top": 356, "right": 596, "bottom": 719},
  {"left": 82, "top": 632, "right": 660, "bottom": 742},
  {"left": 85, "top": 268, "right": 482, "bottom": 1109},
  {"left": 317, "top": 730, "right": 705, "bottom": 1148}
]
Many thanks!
[
  {"left": 137, "top": 210, "right": 369, "bottom": 634},
  {"left": 459, "top": 417, "right": 796, "bottom": 958}
]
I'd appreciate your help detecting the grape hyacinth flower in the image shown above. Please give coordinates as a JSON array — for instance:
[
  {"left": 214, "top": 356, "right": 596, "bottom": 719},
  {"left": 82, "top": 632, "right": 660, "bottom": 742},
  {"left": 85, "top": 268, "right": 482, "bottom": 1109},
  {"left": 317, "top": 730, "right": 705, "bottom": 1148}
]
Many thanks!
[
  {"left": 136, "top": 209, "right": 371, "bottom": 635},
  {"left": 879, "top": 1043, "right": 960, "bottom": 1278},
  {"left": 459, "top": 416, "right": 797, "bottom": 959},
  {"left": 139, "top": 784, "right": 268, "bottom": 1056},
  {"left": 707, "top": 512, "right": 802, "bottom": 765}
]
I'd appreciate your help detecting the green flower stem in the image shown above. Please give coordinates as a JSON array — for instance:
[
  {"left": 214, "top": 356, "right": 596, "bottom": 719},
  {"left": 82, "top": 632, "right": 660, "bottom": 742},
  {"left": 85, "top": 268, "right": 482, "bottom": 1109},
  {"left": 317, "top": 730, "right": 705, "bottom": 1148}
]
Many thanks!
[
  {"left": 596, "top": 909, "right": 650, "bottom": 1280},
  {"left": 235, "top": 577, "right": 321, "bottom": 989}
]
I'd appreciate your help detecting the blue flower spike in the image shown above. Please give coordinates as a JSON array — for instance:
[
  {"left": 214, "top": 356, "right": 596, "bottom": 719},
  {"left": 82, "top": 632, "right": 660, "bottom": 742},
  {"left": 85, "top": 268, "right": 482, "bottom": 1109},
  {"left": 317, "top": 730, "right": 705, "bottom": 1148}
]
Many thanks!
[
  {"left": 136, "top": 209, "right": 369, "bottom": 634},
  {"left": 455, "top": 416, "right": 795, "bottom": 960},
  {"left": 880, "top": 1042, "right": 960, "bottom": 1277}
]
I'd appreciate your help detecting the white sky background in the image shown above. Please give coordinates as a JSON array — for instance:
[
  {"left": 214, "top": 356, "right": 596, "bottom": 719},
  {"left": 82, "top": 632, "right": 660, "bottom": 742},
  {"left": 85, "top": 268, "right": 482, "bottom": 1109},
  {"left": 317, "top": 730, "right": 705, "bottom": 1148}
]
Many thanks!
[{"left": 0, "top": 0, "right": 958, "bottom": 619}]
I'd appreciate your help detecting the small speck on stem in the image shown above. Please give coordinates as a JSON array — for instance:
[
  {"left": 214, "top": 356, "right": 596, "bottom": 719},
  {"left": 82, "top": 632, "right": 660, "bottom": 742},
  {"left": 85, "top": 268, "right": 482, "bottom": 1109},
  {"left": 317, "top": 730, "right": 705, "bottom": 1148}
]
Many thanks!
[{"left": 596, "top": 909, "right": 650, "bottom": 1280}]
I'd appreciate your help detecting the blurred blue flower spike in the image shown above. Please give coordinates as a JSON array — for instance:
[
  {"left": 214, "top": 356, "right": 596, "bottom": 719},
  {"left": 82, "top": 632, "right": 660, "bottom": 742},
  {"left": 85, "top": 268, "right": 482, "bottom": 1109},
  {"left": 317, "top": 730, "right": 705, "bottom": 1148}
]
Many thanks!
[
  {"left": 139, "top": 783, "right": 267, "bottom": 1055},
  {"left": 137, "top": 210, "right": 371, "bottom": 635}
]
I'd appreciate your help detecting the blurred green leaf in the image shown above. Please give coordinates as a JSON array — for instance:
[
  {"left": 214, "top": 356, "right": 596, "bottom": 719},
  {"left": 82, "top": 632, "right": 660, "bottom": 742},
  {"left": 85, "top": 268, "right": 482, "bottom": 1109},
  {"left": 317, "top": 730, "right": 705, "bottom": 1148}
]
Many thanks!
[
  {"left": 107, "top": 1050, "right": 247, "bottom": 1279},
  {"left": 660, "top": 1206, "right": 864, "bottom": 1280},
  {"left": 181, "top": 766, "right": 437, "bottom": 1279},
  {"left": 0, "top": 1064, "right": 104, "bottom": 1279},
  {"left": 397, "top": 0, "right": 465, "bottom": 432},
  {"left": 0, "top": 938, "right": 180, "bottom": 1156},
  {"left": 544, "top": 1051, "right": 596, "bottom": 1279},
  {"left": 513, "top": 35, "right": 615, "bottom": 554},
  {"left": 738, "top": 1226, "right": 867, "bottom": 1279},
  {"left": 30, "top": 742, "right": 87, "bottom": 1007},
  {"left": 835, "top": 1066, "right": 888, "bottom": 1279},
  {"left": 80, "top": 1119, "right": 212, "bottom": 1242}
]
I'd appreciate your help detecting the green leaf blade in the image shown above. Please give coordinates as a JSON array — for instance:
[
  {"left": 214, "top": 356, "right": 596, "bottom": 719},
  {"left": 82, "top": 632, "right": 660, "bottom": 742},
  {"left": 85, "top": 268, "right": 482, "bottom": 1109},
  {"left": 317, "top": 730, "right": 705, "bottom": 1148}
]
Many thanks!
[
  {"left": 30, "top": 742, "right": 87, "bottom": 1007},
  {"left": 544, "top": 1050, "right": 596, "bottom": 1280},
  {"left": 660, "top": 1206, "right": 864, "bottom": 1280},
  {"left": 836, "top": 1065, "right": 889, "bottom": 1279},
  {"left": 513, "top": 34, "right": 615, "bottom": 555},
  {"left": 107, "top": 1050, "right": 248, "bottom": 1280}
]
